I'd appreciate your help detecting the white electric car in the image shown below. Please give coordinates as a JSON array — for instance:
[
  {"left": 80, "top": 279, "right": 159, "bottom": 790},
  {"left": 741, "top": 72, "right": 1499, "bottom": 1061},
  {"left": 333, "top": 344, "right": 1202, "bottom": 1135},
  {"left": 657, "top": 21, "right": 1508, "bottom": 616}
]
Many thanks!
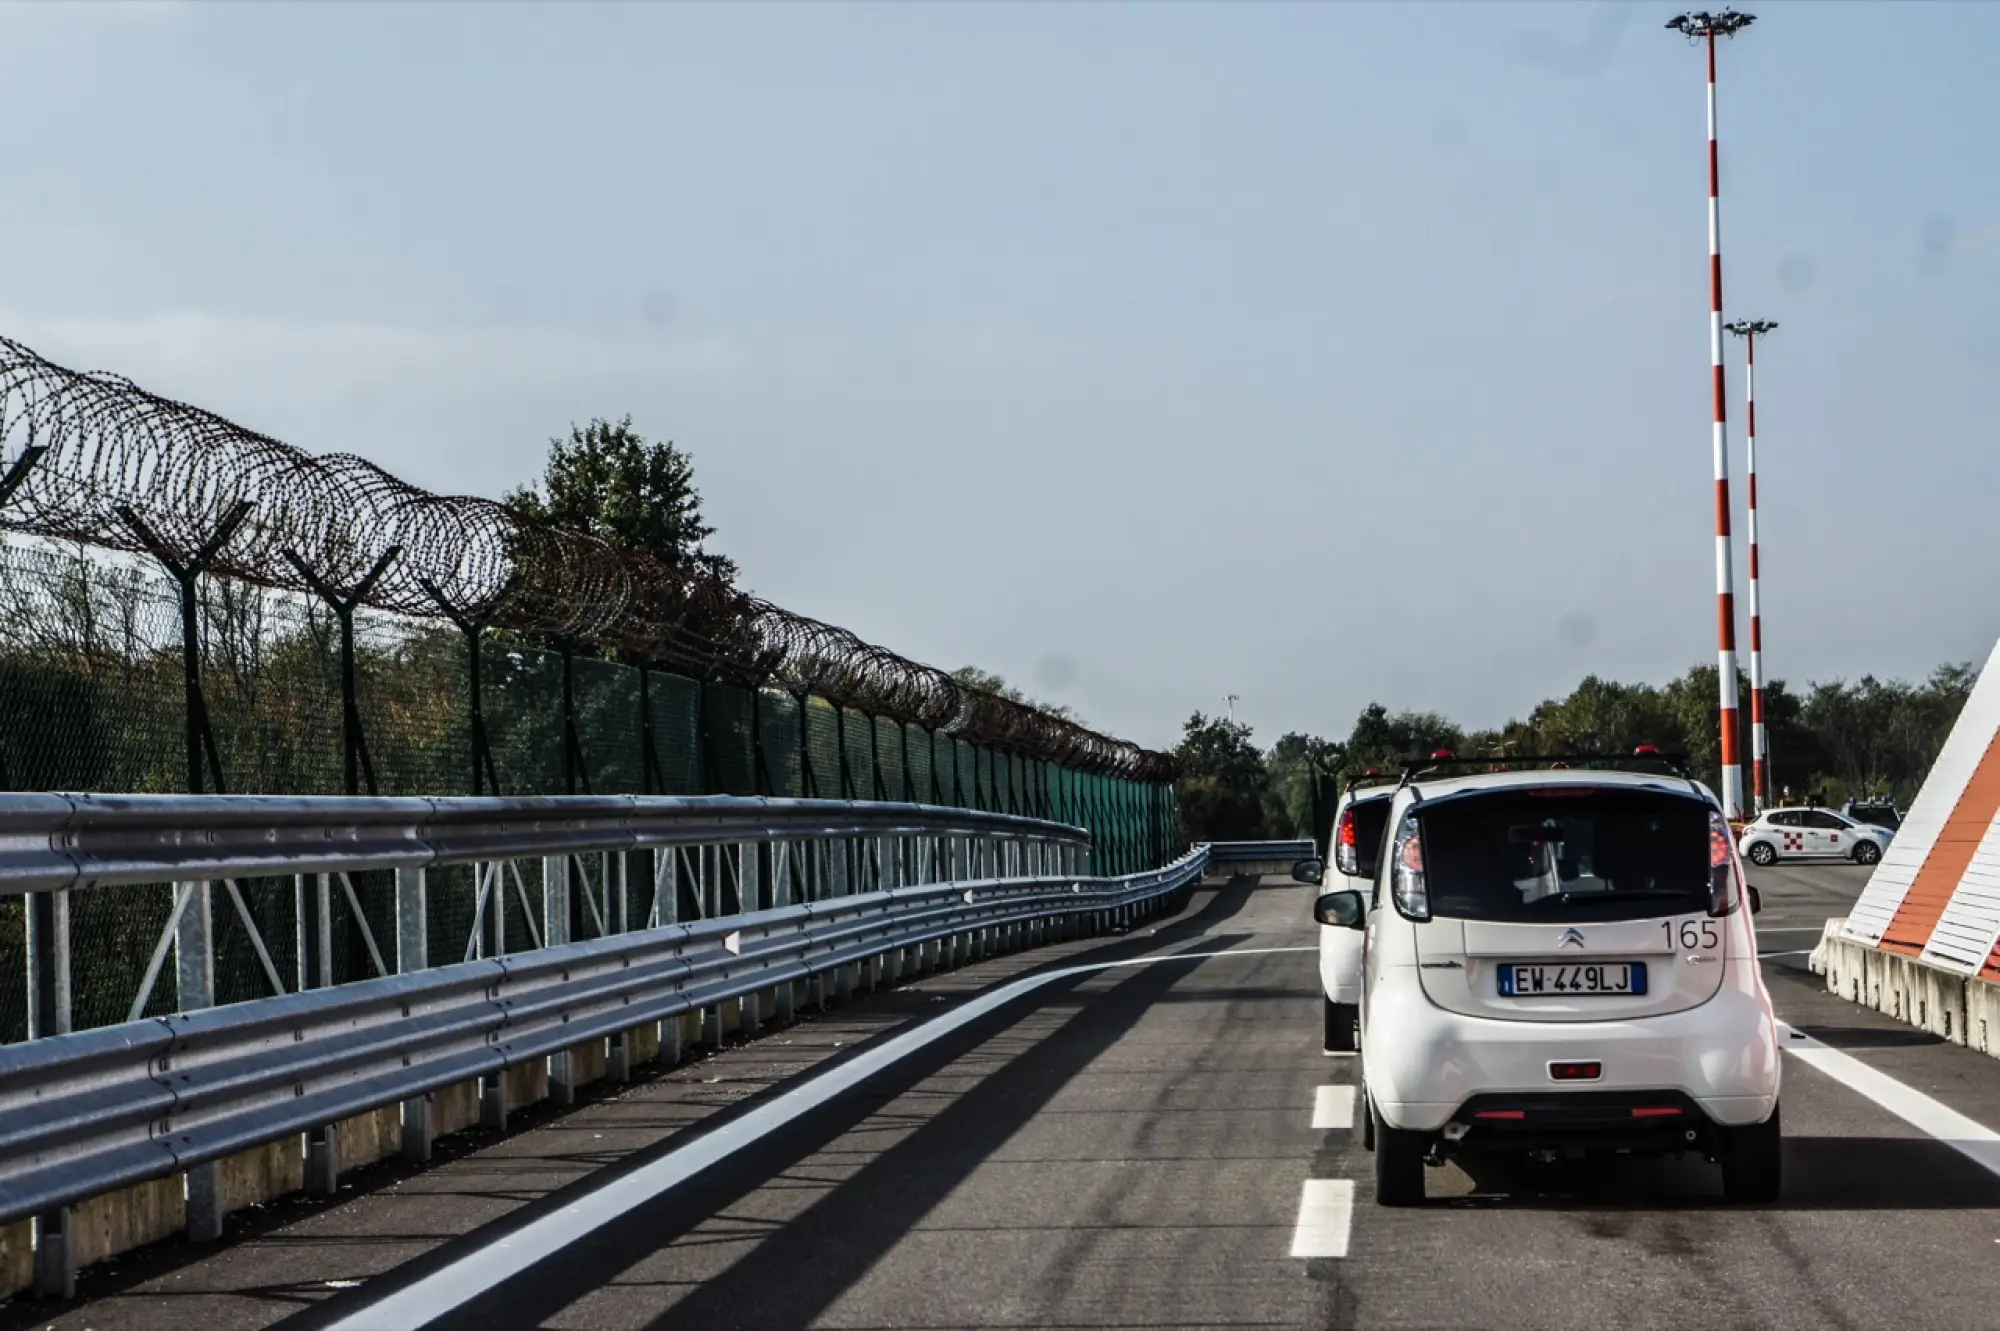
[
  {"left": 1314, "top": 752, "right": 1781, "bottom": 1206},
  {"left": 1299, "top": 773, "right": 1399, "bottom": 1053},
  {"left": 1737, "top": 807, "right": 1893, "bottom": 866}
]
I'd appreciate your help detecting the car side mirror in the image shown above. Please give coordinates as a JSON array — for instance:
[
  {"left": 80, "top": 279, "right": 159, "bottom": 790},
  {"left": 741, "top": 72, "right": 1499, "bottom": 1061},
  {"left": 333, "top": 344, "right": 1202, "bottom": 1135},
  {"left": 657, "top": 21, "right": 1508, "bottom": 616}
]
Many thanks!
[
  {"left": 1313, "top": 890, "right": 1366, "bottom": 929},
  {"left": 1747, "top": 885, "right": 1762, "bottom": 915},
  {"left": 1290, "top": 858, "right": 1324, "bottom": 886}
]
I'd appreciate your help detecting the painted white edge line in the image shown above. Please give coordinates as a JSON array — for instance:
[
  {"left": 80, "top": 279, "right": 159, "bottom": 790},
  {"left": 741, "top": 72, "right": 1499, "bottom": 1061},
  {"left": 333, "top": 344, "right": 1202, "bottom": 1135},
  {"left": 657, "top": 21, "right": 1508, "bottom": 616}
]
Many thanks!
[
  {"left": 1778, "top": 1021, "right": 2000, "bottom": 1177},
  {"left": 329, "top": 943, "right": 1316, "bottom": 1330},
  {"left": 1289, "top": 1179, "right": 1355, "bottom": 1258},
  {"left": 1311, "top": 1085, "right": 1355, "bottom": 1131}
]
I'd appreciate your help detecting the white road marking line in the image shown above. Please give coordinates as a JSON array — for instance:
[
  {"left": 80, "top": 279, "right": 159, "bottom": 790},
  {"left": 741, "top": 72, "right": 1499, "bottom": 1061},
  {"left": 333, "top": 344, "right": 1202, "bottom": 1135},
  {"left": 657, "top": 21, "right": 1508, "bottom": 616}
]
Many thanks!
[
  {"left": 328, "top": 943, "right": 1317, "bottom": 1330},
  {"left": 1312, "top": 1085, "right": 1355, "bottom": 1130},
  {"left": 1289, "top": 1179, "right": 1355, "bottom": 1258},
  {"left": 1778, "top": 1022, "right": 2000, "bottom": 1177}
]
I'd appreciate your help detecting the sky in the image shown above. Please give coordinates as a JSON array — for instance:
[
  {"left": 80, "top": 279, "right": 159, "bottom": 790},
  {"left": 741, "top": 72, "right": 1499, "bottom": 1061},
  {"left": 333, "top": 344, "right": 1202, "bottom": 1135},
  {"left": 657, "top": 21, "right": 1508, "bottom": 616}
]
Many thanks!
[{"left": 1, "top": 0, "right": 1995, "bottom": 754}]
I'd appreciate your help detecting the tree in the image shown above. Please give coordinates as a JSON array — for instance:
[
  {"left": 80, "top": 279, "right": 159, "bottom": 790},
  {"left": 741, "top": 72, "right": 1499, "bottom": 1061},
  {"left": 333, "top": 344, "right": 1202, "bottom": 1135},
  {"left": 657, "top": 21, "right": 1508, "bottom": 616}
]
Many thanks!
[
  {"left": 1342, "top": 703, "right": 1465, "bottom": 772},
  {"left": 1174, "top": 712, "right": 1270, "bottom": 842},
  {"left": 1265, "top": 731, "right": 1343, "bottom": 842},
  {"left": 506, "top": 416, "right": 738, "bottom": 586}
]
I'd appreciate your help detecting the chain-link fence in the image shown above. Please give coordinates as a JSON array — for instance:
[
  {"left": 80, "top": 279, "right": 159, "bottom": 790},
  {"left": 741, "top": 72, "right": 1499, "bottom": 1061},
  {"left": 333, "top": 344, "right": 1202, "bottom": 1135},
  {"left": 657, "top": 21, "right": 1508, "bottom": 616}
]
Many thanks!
[{"left": 0, "top": 539, "right": 1182, "bottom": 1042}]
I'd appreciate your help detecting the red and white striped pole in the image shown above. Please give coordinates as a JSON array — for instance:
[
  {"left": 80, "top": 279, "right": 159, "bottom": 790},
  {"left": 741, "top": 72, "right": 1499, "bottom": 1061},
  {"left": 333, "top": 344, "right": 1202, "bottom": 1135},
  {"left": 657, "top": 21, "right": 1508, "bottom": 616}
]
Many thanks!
[
  {"left": 1669, "top": 9, "right": 1755, "bottom": 820},
  {"left": 1728, "top": 318, "right": 1778, "bottom": 812}
]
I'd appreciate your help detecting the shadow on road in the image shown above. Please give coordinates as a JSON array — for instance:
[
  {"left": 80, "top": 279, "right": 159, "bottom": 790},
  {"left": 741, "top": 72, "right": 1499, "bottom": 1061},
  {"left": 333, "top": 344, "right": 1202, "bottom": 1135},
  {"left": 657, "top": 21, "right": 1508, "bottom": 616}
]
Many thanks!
[
  {"left": 1436, "top": 1134, "right": 2000, "bottom": 1211},
  {"left": 284, "top": 877, "right": 1276, "bottom": 1331}
]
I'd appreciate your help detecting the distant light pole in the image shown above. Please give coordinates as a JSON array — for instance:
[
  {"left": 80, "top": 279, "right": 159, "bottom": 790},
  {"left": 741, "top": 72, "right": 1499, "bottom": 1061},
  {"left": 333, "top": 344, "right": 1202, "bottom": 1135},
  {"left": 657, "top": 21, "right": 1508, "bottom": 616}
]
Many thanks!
[
  {"left": 1726, "top": 317, "right": 1778, "bottom": 811},
  {"left": 1667, "top": 8, "right": 1756, "bottom": 820},
  {"left": 1224, "top": 694, "right": 1240, "bottom": 725}
]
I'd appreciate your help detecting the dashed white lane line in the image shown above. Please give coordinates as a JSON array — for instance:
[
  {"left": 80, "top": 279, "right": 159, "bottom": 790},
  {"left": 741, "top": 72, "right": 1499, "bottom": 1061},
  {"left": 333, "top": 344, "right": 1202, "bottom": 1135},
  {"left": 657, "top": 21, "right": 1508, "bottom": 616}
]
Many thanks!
[
  {"left": 1312, "top": 1085, "right": 1356, "bottom": 1130},
  {"left": 1779, "top": 1021, "right": 2000, "bottom": 1178},
  {"left": 1289, "top": 1179, "right": 1355, "bottom": 1258}
]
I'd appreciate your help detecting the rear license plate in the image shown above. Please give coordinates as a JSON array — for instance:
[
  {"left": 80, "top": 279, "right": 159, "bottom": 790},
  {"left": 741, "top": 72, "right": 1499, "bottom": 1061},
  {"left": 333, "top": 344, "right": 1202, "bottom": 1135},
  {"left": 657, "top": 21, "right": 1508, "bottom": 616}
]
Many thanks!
[{"left": 1497, "top": 962, "right": 1647, "bottom": 997}]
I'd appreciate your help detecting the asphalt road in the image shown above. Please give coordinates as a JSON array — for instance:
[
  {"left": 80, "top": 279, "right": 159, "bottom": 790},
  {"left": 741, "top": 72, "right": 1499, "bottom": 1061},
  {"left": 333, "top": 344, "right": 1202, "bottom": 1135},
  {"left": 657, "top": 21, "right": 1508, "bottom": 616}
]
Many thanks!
[{"left": 15, "top": 859, "right": 2000, "bottom": 1331}]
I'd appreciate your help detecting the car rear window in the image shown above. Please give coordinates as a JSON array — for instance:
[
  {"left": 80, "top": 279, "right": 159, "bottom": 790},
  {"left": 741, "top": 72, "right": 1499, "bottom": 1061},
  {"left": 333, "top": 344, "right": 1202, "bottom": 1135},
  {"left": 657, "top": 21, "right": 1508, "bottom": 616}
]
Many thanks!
[
  {"left": 1418, "top": 789, "right": 1711, "bottom": 923},
  {"left": 1348, "top": 794, "right": 1395, "bottom": 875}
]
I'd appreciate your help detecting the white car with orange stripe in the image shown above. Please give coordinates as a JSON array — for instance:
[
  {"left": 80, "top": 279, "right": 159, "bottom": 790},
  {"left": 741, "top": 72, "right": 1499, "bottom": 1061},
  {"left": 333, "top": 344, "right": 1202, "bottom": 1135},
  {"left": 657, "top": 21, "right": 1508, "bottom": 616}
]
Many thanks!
[
  {"left": 1737, "top": 807, "right": 1893, "bottom": 867},
  {"left": 1313, "top": 752, "right": 1782, "bottom": 1207}
]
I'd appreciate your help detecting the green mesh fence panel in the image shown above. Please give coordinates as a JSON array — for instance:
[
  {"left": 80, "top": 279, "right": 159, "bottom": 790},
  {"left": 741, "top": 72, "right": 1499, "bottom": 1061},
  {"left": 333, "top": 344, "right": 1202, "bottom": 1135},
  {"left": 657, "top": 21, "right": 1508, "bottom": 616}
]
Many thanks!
[
  {"left": 842, "top": 708, "right": 876, "bottom": 803},
  {"left": 906, "top": 724, "right": 935, "bottom": 806},
  {"left": 703, "top": 683, "right": 756, "bottom": 796},
  {"left": 574, "top": 655, "right": 645, "bottom": 795},
  {"left": 647, "top": 669, "right": 702, "bottom": 795},
  {"left": 805, "top": 696, "right": 843, "bottom": 799},
  {"left": 872, "top": 715, "right": 905, "bottom": 803},
  {"left": 759, "top": 691, "right": 803, "bottom": 798}
]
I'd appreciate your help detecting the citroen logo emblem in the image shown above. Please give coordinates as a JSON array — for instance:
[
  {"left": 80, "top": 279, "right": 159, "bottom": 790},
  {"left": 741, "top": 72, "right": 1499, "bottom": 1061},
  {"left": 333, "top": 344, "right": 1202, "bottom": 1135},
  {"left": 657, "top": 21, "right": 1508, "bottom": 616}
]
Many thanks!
[{"left": 1557, "top": 928, "right": 1587, "bottom": 949}]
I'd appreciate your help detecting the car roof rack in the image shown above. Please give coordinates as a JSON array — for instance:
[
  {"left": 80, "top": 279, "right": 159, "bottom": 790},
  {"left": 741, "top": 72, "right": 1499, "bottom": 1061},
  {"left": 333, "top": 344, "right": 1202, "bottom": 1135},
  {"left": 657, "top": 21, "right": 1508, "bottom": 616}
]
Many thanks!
[
  {"left": 1395, "top": 747, "right": 1693, "bottom": 791},
  {"left": 1340, "top": 766, "right": 1401, "bottom": 796}
]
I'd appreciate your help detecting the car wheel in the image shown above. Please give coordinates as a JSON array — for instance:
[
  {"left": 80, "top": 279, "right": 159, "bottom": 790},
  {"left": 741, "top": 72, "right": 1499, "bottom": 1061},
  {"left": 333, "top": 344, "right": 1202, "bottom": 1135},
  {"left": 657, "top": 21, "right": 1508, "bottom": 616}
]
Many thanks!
[
  {"left": 1372, "top": 1101, "right": 1426, "bottom": 1206},
  {"left": 1720, "top": 1103, "right": 1782, "bottom": 1204},
  {"left": 1747, "top": 841, "right": 1777, "bottom": 866},
  {"left": 1853, "top": 840, "right": 1882, "bottom": 866},
  {"left": 1323, "top": 998, "right": 1358, "bottom": 1054},
  {"left": 1360, "top": 1075, "right": 1376, "bottom": 1151}
]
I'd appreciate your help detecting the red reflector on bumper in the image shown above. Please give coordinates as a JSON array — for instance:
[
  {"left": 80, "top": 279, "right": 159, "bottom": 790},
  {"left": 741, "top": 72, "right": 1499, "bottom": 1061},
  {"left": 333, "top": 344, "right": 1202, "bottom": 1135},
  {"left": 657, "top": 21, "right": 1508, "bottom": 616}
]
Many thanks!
[
  {"left": 1474, "top": 1109, "right": 1526, "bottom": 1120},
  {"left": 1549, "top": 1062, "right": 1602, "bottom": 1081},
  {"left": 1631, "top": 1106, "right": 1683, "bottom": 1119}
]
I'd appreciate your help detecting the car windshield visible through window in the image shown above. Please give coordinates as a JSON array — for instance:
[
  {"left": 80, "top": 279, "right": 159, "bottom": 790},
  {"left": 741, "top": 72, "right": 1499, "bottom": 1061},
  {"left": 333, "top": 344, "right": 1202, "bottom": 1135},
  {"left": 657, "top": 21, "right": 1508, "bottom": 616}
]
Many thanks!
[
  {"left": 1348, "top": 795, "right": 1395, "bottom": 876},
  {"left": 1419, "top": 790, "right": 1712, "bottom": 923},
  {"left": 1849, "top": 805, "right": 1900, "bottom": 830}
]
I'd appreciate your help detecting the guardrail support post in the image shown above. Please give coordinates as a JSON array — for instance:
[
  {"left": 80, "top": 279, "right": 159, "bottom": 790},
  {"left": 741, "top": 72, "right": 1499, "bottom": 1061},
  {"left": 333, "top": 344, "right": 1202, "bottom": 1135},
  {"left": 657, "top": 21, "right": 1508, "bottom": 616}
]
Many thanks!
[
  {"left": 27, "top": 888, "right": 75, "bottom": 1298},
  {"left": 395, "top": 866, "right": 434, "bottom": 1163},
  {"left": 738, "top": 842, "right": 759, "bottom": 912},
  {"left": 174, "top": 880, "right": 228, "bottom": 1242},
  {"left": 775, "top": 978, "right": 795, "bottom": 1024},
  {"left": 298, "top": 873, "right": 339, "bottom": 1198},
  {"left": 543, "top": 855, "right": 576, "bottom": 1105}
]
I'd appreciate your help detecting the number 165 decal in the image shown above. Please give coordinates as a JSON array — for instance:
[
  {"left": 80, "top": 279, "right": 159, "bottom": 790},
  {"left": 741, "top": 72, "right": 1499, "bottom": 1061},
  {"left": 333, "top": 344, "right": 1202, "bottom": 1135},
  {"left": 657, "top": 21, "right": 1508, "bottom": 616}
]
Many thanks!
[{"left": 1662, "top": 917, "right": 1720, "bottom": 950}]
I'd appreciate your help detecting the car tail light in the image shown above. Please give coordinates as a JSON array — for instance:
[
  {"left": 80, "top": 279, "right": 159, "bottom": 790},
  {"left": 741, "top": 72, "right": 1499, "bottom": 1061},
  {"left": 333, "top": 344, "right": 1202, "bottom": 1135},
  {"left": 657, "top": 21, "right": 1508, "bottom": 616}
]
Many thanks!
[
  {"left": 1633, "top": 743, "right": 1659, "bottom": 755},
  {"left": 1334, "top": 806, "right": 1359, "bottom": 876},
  {"left": 1431, "top": 748, "right": 1455, "bottom": 759},
  {"left": 1390, "top": 811, "right": 1430, "bottom": 921},
  {"left": 1707, "top": 808, "right": 1741, "bottom": 916},
  {"left": 1549, "top": 1061, "right": 1601, "bottom": 1081},
  {"left": 1474, "top": 1109, "right": 1525, "bottom": 1120},
  {"left": 1630, "top": 1106, "right": 1683, "bottom": 1119}
]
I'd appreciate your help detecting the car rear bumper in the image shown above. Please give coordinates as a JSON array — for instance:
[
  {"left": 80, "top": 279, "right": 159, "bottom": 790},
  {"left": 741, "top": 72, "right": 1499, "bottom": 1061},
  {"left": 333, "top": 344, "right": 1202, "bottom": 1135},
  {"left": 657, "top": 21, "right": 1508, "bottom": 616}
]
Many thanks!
[{"left": 1365, "top": 970, "right": 1781, "bottom": 1133}]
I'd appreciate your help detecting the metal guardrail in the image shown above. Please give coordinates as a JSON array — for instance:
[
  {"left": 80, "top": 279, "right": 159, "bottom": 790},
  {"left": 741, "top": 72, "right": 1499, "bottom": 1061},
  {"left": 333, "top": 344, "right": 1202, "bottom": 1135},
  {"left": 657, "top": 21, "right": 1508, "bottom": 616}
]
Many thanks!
[
  {"left": 0, "top": 792, "right": 1216, "bottom": 1297},
  {"left": 1203, "top": 839, "right": 1316, "bottom": 864}
]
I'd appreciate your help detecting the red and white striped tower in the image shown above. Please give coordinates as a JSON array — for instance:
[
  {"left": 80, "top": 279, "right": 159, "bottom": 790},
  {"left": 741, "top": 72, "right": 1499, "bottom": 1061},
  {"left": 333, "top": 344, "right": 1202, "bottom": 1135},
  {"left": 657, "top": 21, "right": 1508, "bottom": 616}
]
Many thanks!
[
  {"left": 1727, "top": 318, "right": 1778, "bottom": 811},
  {"left": 1669, "top": 9, "right": 1756, "bottom": 819}
]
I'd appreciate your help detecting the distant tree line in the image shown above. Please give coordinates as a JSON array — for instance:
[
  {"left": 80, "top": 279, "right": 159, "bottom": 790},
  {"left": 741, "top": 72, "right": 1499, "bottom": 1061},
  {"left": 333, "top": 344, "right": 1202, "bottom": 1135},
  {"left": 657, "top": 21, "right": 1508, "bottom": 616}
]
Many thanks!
[{"left": 1174, "top": 662, "right": 1979, "bottom": 845}]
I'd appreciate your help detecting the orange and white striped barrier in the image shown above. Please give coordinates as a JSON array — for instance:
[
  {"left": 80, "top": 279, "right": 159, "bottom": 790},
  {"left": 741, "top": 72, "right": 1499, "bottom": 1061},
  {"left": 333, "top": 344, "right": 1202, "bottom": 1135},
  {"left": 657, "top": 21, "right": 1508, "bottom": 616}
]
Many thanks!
[{"left": 1814, "top": 635, "right": 2000, "bottom": 1049}]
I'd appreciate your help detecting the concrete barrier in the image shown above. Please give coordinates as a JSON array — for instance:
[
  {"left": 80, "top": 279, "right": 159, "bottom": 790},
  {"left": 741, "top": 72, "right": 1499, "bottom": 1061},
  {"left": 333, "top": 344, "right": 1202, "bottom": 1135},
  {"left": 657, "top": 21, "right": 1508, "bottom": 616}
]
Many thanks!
[{"left": 1812, "top": 918, "right": 1992, "bottom": 1052}]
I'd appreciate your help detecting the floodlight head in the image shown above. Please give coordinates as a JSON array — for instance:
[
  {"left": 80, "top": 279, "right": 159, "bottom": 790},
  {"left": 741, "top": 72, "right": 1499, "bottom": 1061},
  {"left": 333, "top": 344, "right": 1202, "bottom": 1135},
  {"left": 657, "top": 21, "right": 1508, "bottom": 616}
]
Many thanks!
[
  {"left": 1726, "top": 319, "right": 1779, "bottom": 337},
  {"left": 1666, "top": 10, "right": 1756, "bottom": 41}
]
